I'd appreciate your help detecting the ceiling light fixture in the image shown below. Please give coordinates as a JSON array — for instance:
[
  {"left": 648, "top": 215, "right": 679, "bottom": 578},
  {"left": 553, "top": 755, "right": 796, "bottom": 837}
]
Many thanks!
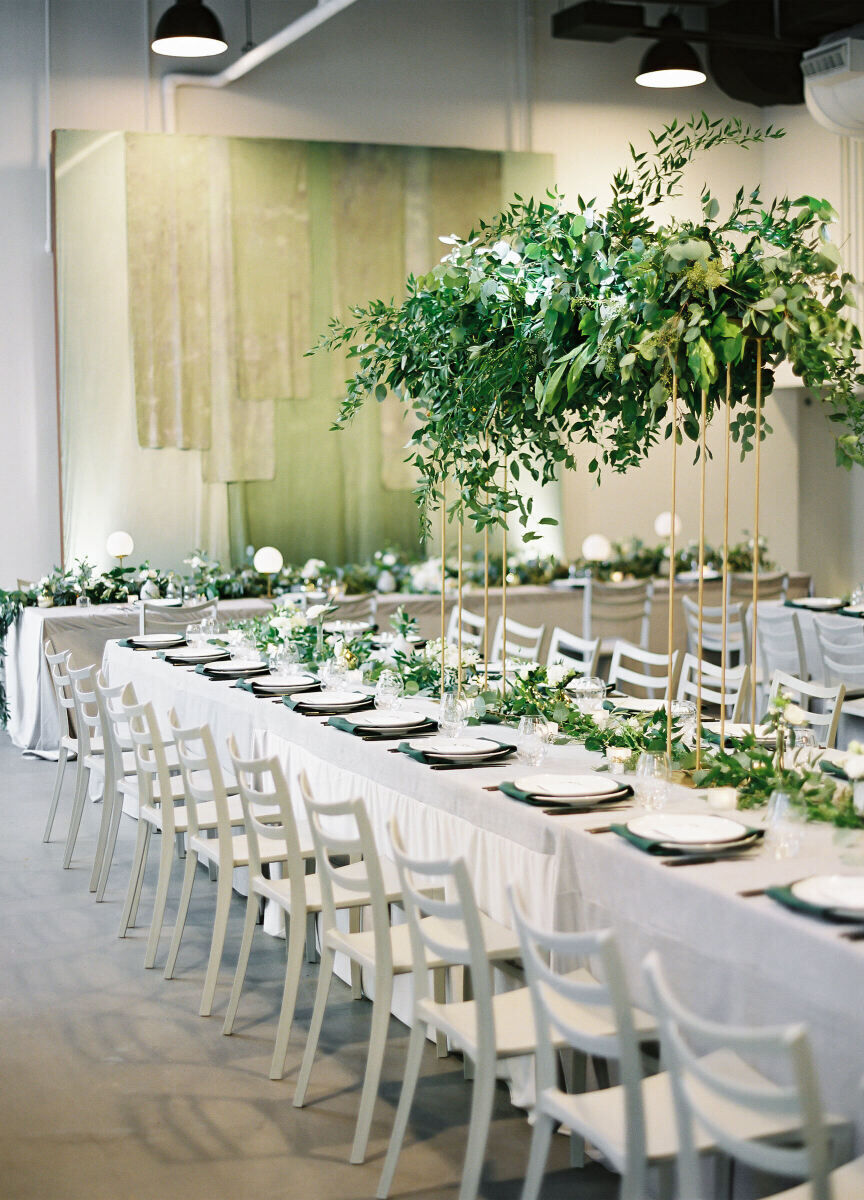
[
  {"left": 635, "top": 13, "right": 706, "bottom": 89},
  {"left": 152, "top": 0, "right": 228, "bottom": 58}
]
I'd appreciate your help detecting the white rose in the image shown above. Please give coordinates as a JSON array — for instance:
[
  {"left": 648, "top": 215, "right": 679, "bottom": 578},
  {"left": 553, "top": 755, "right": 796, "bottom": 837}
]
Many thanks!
[
  {"left": 381, "top": 552, "right": 397, "bottom": 567},
  {"left": 783, "top": 703, "right": 809, "bottom": 727},
  {"left": 306, "top": 604, "right": 327, "bottom": 621},
  {"left": 592, "top": 710, "right": 611, "bottom": 730},
  {"left": 301, "top": 558, "right": 326, "bottom": 581},
  {"left": 845, "top": 756, "right": 864, "bottom": 780},
  {"left": 518, "top": 664, "right": 532, "bottom": 680},
  {"left": 547, "top": 663, "right": 569, "bottom": 687}
]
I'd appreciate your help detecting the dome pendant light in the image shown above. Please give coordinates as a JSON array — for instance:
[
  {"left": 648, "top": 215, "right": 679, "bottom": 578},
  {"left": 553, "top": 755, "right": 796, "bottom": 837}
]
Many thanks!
[
  {"left": 635, "top": 13, "right": 706, "bottom": 89},
  {"left": 152, "top": 0, "right": 228, "bottom": 58}
]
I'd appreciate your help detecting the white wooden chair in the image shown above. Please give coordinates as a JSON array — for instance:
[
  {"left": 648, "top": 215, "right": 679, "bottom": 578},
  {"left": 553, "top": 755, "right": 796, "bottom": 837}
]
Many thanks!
[
  {"left": 490, "top": 615, "right": 545, "bottom": 663},
  {"left": 785, "top": 572, "right": 813, "bottom": 601},
  {"left": 377, "top": 824, "right": 529, "bottom": 1200},
  {"left": 608, "top": 641, "right": 679, "bottom": 701},
  {"left": 583, "top": 578, "right": 653, "bottom": 651},
  {"left": 644, "top": 951, "right": 855, "bottom": 1200},
  {"left": 769, "top": 670, "right": 846, "bottom": 749},
  {"left": 61, "top": 663, "right": 113, "bottom": 871},
  {"left": 42, "top": 641, "right": 79, "bottom": 844},
  {"left": 729, "top": 570, "right": 788, "bottom": 608},
  {"left": 446, "top": 605, "right": 485, "bottom": 651},
  {"left": 749, "top": 603, "right": 809, "bottom": 684},
  {"left": 681, "top": 595, "right": 747, "bottom": 668},
  {"left": 814, "top": 622, "right": 864, "bottom": 698},
  {"left": 138, "top": 597, "right": 217, "bottom": 635},
  {"left": 546, "top": 626, "right": 600, "bottom": 676},
  {"left": 162, "top": 714, "right": 283, "bottom": 1015},
  {"left": 117, "top": 699, "right": 243, "bottom": 970},
  {"left": 329, "top": 592, "right": 378, "bottom": 625},
  {"left": 812, "top": 613, "right": 864, "bottom": 649},
  {"left": 293, "top": 782, "right": 445, "bottom": 1166},
  {"left": 676, "top": 654, "right": 750, "bottom": 722},
  {"left": 222, "top": 741, "right": 368, "bottom": 1082}
]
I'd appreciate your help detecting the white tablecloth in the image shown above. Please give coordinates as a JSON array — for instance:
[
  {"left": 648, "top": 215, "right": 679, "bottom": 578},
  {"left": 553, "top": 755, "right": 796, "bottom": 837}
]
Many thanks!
[{"left": 103, "top": 639, "right": 864, "bottom": 1141}]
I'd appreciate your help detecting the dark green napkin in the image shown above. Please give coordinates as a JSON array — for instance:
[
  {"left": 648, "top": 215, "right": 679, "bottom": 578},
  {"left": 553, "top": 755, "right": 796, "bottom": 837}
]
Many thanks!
[
  {"left": 397, "top": 738, "right": 516, "bottom": 766},
  {"left": 282, "top": 693, "right": 375, "bottom": 716},
  {"left": 499, "top": 780, "right": 634, "bottom": 807},
  {"left": 820, "top": 760, "right": 850, "bottom": 781},
  {"left": 766, "top": 884, "right": 863, "bottom": 925},
  {"left": 610, "top": 822, "right": 763, "bottom": 856},
  {"left": 327, "top": 715, "right": 438, "bottom": 738},
  {"left": 234, "top": 678, "right": 318, "bottom": 696}
]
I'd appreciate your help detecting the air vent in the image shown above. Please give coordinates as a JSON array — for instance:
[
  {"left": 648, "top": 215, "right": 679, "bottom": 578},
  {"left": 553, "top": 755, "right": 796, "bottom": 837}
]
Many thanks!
[{"left": 802, "top": 39, "right": 864, "bottom": 84}]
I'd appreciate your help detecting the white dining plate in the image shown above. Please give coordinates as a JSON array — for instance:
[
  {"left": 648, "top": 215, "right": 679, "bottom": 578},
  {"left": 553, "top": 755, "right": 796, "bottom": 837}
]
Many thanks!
[
  {"left": 514, "top": 773, "right": 622, "bottom": 798},
  {"left": 295, "top": 690, "right": 370, "bottom": 710},
  {"left": 703, "top": 722, "right": 775, "bottom": 743},
  {"left": 420, "top": 737, "right": 506, "bottom": 758},
  {"left": 130, "top": 633, "right": 185, "bottom": 648},
  {"left": 206, "top": 659, "right": 266, "bottom": 673},
  {"left": 627, "top": 813, "right": 751, "bottom": 846},
  {"left": 354, "top": 709, "right": 429, "bottom": 729},
  {"left": 793, "top": 597, "right": 843, "bottom": 610},
  {"left": 132, "top": 597, "right": 183, "bottom": 608},
  {"left": 791, "top": 875, "right": 864, "bottom": 914},
  {"left": 165, "top": 645, "right": 226, "bottom": 661},
  {"left": 253, "top": 673, "right": 317, "bottom": 689}
]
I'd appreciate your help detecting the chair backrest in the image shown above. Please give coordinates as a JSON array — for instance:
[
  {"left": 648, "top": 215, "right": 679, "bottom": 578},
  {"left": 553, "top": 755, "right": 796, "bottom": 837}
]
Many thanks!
[
  {"left": 812, "top": 613, "right": 864, "bottom": 648},
  {"left": 139, "top": 598, "right": 217, "bottom": 635},
  {"left": 95, "top": 672, "right": 138, "bottom": 789},
  {"left": 814, "top": 617, "right": 864, "bottom": 691},
  {"left": 125, "top": 697, "right": 180, "bottom": 832},
  {"left": 509, "top": 888, "right": 648, "bottom": 1199},
  {"left": 729, "top": 571, "right": 788, "bottom": 608},
  {"left": 644, "top": 951, "right": 831, "bottom": 1200},
  {"left": 785, "top": 572, "right": 813, "bottom": 601},
  {"left": 491, "top": 615, "right": 545, "bottom": 663},
  {"left": 44, "top": 639, "right": 77, "bottom": 742},
  {"left": 169, "top": 711, "right": 233, "bottom": 855},
  {"left": 389, "top": 818, "right": 497, "bottom": 1064},
  {"left": 546, "top": 626, "right": 600, "bottom": 676},
  {"left": 445, "top": 605, "right": 485, "bottom": 651},
  {"left": 68, "top": 663, "right": 101, "bottom": 759},
  {"left": 298, "top": 772, "right": 393, "bottom": 974},
  {"left": 680, "top": 595, "right": 746, "bottom": 665},
  {"left": 768, "top": 670, "right": 846, "bottom": 749},
  {"left": 608, "top": 640, "right": 679, "bottom": 700},
  {"left": 227, "top": 736, "right": 305, "bottom": 897},
  {"left": 583, "top": 578, "right": 653, "bottom": 649},
  {"left": 748, "top": 603, "right": 808, "bottom": 681},
  {"left": 676, "top": 654, "right": 750, "bottom": 722},
  {"left": 329, "top": 593, "right": 378, "bottom": 625}
]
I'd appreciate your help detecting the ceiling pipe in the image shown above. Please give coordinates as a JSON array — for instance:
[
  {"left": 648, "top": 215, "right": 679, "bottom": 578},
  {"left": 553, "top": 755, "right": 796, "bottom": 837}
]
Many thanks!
[{"left": 160, "top": 0, "right": 363, "bottom": 131}]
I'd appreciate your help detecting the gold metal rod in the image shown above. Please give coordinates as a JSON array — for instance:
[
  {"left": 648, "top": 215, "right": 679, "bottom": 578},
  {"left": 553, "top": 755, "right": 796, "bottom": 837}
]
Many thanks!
[
  {"left": 501, "top": 459, "right": 508, "bottom": 697},
  {"left": 696, "top": 389, "right": 707, "bottom": 770},
  {"left": 440, "top": 480, "right": 446, "bottom": 698},
  {"left": 483, "top": 524, "right": 489, "bottom": 692},
  {"left": 457, "top": 516, "right": 464, "bottom": 698},
  {"left": 750, "top": 340, "right": 763, "bottom": 730},
  {"left": 667, "top": 376, "right": 679, "bottom": 762},
  {"left": 721, "top": 365, "right": 731, "bottom": 753}
]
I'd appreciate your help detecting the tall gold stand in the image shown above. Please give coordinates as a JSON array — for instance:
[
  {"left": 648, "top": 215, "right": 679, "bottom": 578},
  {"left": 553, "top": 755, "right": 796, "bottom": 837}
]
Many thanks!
[
  {"left": 750, "top": 340, "right": 763, "bottom": 729},
  {"left": 720, "top": 366, "right": 732, "bottom": 751},
  {"left": 440, "top": 481, "right": 446, "bottom": 698},
  {"left": 457, "top": 517, "right": 464, "bottom": 698},
  {"left": 501, "top": 461, "right": 508, "bottom": 697},
  {"left": 666, "top": 376, "right": 679, "bottom": 761},
  {"left": 695, "top": 389, "right": 707, "bottom": 769}
]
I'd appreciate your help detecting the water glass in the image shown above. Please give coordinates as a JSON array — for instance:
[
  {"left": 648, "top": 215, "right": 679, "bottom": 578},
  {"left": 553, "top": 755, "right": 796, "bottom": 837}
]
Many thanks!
[
  {"left": 319, "top": 658, "right": 346, "bottom": 691},
  {"left": 439, "top": 693, "right": 468, "bottom": 739},
  {"left": 570, "top": 676, "right": 607, "bottom": 715},
  {"left": 634, "top": 751, "right": 671, "bottom": 811},
  {"left": 75, "top": 594, "right": 91, "bottom": 609},
  {"left": 375, "top": 670, "right": 404, "bottom": 711},
  {"left": 186, "top": 622, "right": 203, "bottom": 647},
  {"left": 670, "top": 700, "right": 697, "bottom": 744},
  {"left": 517, "top": 716, "right": 548, "bottom": 767},
  {"left": 764, "top": 791, "right": 805, "bottom": 859}
]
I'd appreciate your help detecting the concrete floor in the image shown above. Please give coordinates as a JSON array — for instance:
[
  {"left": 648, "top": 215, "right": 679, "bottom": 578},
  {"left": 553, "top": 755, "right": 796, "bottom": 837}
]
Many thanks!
[{"left": 0, "top": 734, "right": 619, "bottom": 1200}]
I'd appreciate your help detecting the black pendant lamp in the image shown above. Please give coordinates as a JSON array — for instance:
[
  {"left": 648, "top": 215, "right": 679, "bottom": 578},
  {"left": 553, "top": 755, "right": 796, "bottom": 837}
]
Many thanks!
[
  {"left": 152, "top": 0, "right": 228, "bottom": 58},
  {"left": 635, "top": 14, "right": 706, "bottom": 89}
]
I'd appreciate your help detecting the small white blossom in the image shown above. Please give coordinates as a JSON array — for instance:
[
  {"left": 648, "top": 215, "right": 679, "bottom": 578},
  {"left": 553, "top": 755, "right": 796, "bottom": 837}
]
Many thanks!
[
  {"left": 546, "top": 663, "right": 570, "bottom": 687},
  {"left": 845, "top": 756, "right": 864, "bottom": 780},
  {"left": 305, "top": 604, "right": 327, "bottom": 622},
  {"left": 301, "top": 558, "right": 326, "bottom": 581}
]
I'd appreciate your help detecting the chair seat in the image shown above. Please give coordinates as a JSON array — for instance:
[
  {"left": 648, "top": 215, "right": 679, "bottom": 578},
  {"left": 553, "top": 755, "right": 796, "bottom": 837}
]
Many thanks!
[
  {"left": 422, "top": 969, "right": 657, "bottom": 1061},
  {"left": 142, "top": 793, "right": 247, "bottom": 834},
  {"left": 84, "top": 749, "right": 138, "bottom": 777},
  {"left": 767, "top": 1154, "right": 864, "bottom": 1199},
  {"left": 547, "top": 1048, "right": 849, "bottom": 1169},
  {"left": 60, "top": 735, "right": 78, "bottom": 755},
  {"left": 189, "top": 827, "right": 288, "bottom": 869},
  {"left": 252, "top": 849, "right": 377, "bottom": 916}
]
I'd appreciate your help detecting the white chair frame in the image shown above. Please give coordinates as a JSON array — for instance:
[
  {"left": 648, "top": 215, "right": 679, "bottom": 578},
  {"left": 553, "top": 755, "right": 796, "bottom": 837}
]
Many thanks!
[
  {"left": 583, "top": 577, "right": 653, "bottom": 651},
  {"left": 490, "top": 615, "right": 545, "bottom": 663},
  {"left": 676, "top": 654, "right": 750, "bottom": 723},
  {"left": 446, "top": 605, "right": 485, "bottom": 651},
  {"left": 608, "top": 641, "right": 679, "bottom": 700},
  {"left": 769, "top": 670, "right": 846, "bottom": 749},
  {"left": 681, "top": 595, "right": 747, "bottom": 668},
  {"left": 138, "top": 597, "right": 217, "bottom": 635},
  {"left": 546, "top": 626, "right": 600, "bottom": 676},
  {"left": 750, "top": 603, "right": 809, "bottom": 684},
  {"left": 42, "top": 641, "right": 78, "bottom": 844}
]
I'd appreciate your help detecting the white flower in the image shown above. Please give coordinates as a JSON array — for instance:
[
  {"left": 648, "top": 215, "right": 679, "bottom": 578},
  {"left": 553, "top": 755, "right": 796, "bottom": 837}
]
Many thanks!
[
  {"left": 301, "top": 558, "right": 326, "bottom": 581},
  {"left": 845, "top": 756, "right": 864, "bottom": 780},
  {"left": 783, "top": 703, "right": 810, "bottom": 727},
  {"left": 849, "top": 740, "right": 864, "bottom": 756},
  {"left": 38, "top": 576, "right": 50, "bottom": 588},
  {"left": 271, "top": 613, "right": 304, "bottom": 640},
  {"left": 147, "top": 569, "right": 158, "bottom": 580},
  {"left": 593, "top": 710, "right": 611, "bottom": 730},
  {"left": 381, "top": 552, "right": 397, "bottom": 568},
  {"left": 306, "top": 604, "right": 327, "bottom": 622},
  {"left": 546, "top": 663, "right": 570, "bottom": 687},
  {"left": 184, "top": 555, "right": 203, "bottom": 569},
  {"left": 518, "top": 664, "right": 533, "bottom": 680}
]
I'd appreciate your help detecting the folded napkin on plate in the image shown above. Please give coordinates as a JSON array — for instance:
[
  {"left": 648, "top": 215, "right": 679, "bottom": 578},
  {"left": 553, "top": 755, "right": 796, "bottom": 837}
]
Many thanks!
[
  {"left": 397, "top": 739, "right": 516, "bottom": 766},
  {"left": 609, "top": 822, "right": 763, "bottom": 856},
  {"left": 118, "top": 638, "right": 161, "bottom": 651},
  {"left": 282, "top": 694, "right": 375, "bottom": 715},
  {"left": 234, "top": 678, "right": 318, "bottom": 696},
  {"left": 327, "top": 715, "right": 438, "bottom": 738},
  {"left": 820, "top": 760, "right": 851, "bottom": 781},
  {"left": 766, "top": 884, "right": 861, "bottom": 924},
  {"left": 499, "top": 780, "right": 633, "bottom": 806}
]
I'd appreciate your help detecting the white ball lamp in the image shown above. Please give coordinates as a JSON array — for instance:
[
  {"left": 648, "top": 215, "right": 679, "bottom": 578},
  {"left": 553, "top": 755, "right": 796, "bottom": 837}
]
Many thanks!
[
  {"left": 653, "top": 511, "right": 682, "bottom": 540},
  {"left": 106, "top": 530, "right": 134, "bottom": 567},
  {"left": 581, "top": 534, "right": 612, "bottom": 563},
  {"left": 253, "top": 545, "right": 284, "bottom": 598}
]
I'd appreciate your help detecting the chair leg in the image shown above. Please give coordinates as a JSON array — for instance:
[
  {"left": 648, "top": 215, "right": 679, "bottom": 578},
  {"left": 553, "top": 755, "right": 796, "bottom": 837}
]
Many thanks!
[
  {"left": 294, "top": 946, "right": 335, "bottom": 1108},
  {"left": 458, "top": 1047, "right": 496, "bottom": 1200},
  {"left": 268, "top": 909, "right": 307, "bottom": 1079},
  {"left": 199, "top": 866, "right": 233, "bottom": 1017},
  {"left": 88, "top": 770, "right": 114, "bottom": 892},
  {"left": 61, "top": 762, "right": 90, "bottom": 868},
  {"left": 520, "top": 1111, "right": 555, "bottom": 1200},
  {"left": 376, "top": 1021, "right": 426, "bottom": 1199},
  {"left": 349, "top": 906, "right": 363, "bottom": 1000},
  {"left": 433, "top": 968, "right": 449, "bottom": 1058},
  {"left": 43, "top": 746, "right": 68, "bottom": 842},
  {"left": 163, "top": 851, "right": 197, "bottom": 980},
  {"left": 143, "top": 829, "right": 176, "bottom": 968},
  {"left": 350, "top": 975, "right": 393, "bottom": 1164},
  {"left": 655, "top": 1159, "right": 676, "bottom": 1200},
  {"left": 222, "top": 890, "right": 260, "bottom": 1036},
  {"left": 118, "top": 819, "right": 152, "bottom": 938},
  {"left": 95, "top": 789, "right": 125, "bottom": 901}
]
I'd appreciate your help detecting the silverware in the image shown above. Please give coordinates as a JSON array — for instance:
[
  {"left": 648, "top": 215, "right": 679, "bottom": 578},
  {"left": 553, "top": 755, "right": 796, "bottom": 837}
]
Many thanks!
[
  {"left": 544, "top": 804, "right": 632, "bottom": 817},
  {"left": 587, "top": 825, "right": 613, "bottom": 835},
  {"left": 663, "top": 852, "right": 760, "bottom": 868},
  {"left": 840, "top": 927, "right": 864, "bottom": 941}
]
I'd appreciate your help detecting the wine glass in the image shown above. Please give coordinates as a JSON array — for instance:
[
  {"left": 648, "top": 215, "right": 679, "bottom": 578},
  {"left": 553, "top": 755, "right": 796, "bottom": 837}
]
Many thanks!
[
  {"left": 439, "top": 694, "right": 468, "bottom": 739},
  {"left": 517, "top": 716, "right": 548, "bottom": 767},
  {"left": 634, "top": 751, "right": 670, "bottom": 811},
  {"left": 375, "top": 670, "right": 404, "bottom": 711},
  {"left": 569, "top": 676, "right": 606, "bottom": 715},
  {"left": 764, "top": 791, "right": 805, "bottom": 859},
  {"left": 186, "top": 622, "right": 203, "bottom": 648}
]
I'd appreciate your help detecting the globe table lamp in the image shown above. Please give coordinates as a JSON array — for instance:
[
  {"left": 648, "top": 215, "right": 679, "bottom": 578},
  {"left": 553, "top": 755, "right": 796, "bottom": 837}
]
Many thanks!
[
  {"left": 253, "top": 546, "right": 284, "bottom": 598},
  {"left": 106, "top": 531, "right": 134, "bottom": 567}
]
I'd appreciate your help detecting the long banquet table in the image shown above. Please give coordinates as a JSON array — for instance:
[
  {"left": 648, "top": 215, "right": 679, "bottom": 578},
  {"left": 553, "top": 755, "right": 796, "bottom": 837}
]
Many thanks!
[{"left": 103, "top": 638, "right": 864, "bottom": 1140}]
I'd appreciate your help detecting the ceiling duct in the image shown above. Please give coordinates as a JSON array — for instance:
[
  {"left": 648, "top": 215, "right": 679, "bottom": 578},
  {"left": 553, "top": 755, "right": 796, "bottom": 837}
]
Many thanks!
[{"left": 803, "top": 37, "right": 864, "bottom": 139}]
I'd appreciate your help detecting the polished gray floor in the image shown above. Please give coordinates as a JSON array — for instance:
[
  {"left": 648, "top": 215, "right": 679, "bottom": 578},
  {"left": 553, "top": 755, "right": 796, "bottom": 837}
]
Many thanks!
[{"left": 0, "top": 734, "right": 618, "bottom": 1200}]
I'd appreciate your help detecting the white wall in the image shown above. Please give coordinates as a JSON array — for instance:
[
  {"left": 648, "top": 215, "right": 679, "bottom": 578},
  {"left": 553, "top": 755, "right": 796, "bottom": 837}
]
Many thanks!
[{"left": 0, "top": 0, "right": 857, "bottom": 587}]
